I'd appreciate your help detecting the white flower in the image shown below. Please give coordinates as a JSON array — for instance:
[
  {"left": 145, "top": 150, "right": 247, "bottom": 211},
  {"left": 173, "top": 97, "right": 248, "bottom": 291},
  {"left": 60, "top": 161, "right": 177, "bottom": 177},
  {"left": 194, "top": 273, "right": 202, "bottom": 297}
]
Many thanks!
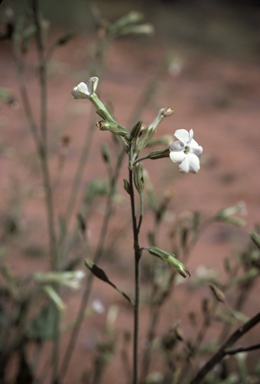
[
  {"left": 91, "top": 299, "right": 105, "bottom": 314},
  {"left": 71, "top": 77, "right": 99, "bottom": 99},
  {"left": 170, "top": 129, "right": 203, "bottom": 174}
]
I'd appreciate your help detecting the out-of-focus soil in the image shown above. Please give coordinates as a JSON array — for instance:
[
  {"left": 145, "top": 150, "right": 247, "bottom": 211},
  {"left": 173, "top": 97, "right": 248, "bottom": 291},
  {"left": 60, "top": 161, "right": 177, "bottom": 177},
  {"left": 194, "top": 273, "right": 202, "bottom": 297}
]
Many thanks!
[{"left": 1, "top": 3, "right": 260, "bottom": 382}]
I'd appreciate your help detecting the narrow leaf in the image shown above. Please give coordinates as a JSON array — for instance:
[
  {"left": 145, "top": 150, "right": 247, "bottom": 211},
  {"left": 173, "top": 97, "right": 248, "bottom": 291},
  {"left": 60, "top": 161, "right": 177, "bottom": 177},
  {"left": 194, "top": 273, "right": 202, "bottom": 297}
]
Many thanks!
[
  {"left": 85, "top": 259, "right": 133, "bottom": 305},
  {"left": 250, "top": 231, "right": 260, "bottom": 250}
]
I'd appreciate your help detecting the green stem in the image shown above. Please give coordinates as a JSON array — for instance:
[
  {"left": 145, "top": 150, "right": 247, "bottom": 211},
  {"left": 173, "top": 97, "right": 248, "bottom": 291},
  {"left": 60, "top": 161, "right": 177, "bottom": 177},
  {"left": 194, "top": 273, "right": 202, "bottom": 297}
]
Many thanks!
[
  {"left": 32, "top": 2, "right": 58, "bottom": 382},
  {"left": 133, "top": 155, "right": 150, "bottom": 166}
]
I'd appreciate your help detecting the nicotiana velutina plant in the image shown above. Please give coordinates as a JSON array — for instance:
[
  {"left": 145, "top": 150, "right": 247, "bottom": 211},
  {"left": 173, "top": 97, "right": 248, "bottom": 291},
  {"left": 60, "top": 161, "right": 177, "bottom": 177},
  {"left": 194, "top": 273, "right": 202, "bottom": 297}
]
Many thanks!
[{"left": 72, "top": 76, "right": 203, "bottom": 384}]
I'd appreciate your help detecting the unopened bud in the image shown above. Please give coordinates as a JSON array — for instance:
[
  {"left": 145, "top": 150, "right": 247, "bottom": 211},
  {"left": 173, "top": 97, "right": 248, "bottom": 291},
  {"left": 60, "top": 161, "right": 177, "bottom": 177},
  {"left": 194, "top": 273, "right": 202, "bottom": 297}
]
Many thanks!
[
  {"left": 148, "top": 246, "right": 191, "bottom": 278},
  {"left": 134, "top": 163, "right": 144, "bottom": 193},
  {"left": 209, "top": 283, "right": 225, "bottom": 303},
  {"left": 136, "top": 107, "right": 173, "bottom": 154},
  {"left": 123, "top": 179, "right": 131, "bottom": 194},
  {"left": 149, "top": 148, "right": 170, "bottom": 160},
  {"left": 159, "top": 106, "right": 174, "bottom": 118},
  {"left": 97, "top": 120, "right": 131, "bottom": 140},
  {"left": 101, "top": 143, "right": 110, "bottom": 164},
  {"left": 130, "top": 120, "right": 143, "bottom": 140},
  {"left": 119, "top": 24, "right": 154, "bottom": 37}
]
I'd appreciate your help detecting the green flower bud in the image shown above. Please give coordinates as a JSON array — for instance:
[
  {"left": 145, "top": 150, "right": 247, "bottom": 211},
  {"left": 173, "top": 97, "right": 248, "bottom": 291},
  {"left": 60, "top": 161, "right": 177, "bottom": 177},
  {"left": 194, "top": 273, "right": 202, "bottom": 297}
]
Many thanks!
[
  {"left": 123, "top": 179, "right": 131, "bottom": 194},
  {"left": 214, "top": 202, "right": 247, "bottom": 227},
  {"left": 118, "top": 24, "right": 154, "bottom": 37},
  {"left": 108, "top": 11, "right": 144, "bottom": 35},
  {"left": 149, "top": 148, "right": 170, "bottom": 160},
  {"left": 101, "top": 143, "right": 110, "bottom": 164},
  {"left": 134, "top": 163, "right": 144, "bottom": 193},
  {"left": 130, "top": 120, "right": 143, "bottom": 140},
  {"left": 148, "top": 246, "right": 191, "bottom": 278},
  {"left": 250, "top": 231, "right": 260, "bottom": 250},
  {"left": 97, "top": 120, "right": 131, "bottom": 140},
  {"left": 136, "top": 107, "right": 173, "bottom": 154}
]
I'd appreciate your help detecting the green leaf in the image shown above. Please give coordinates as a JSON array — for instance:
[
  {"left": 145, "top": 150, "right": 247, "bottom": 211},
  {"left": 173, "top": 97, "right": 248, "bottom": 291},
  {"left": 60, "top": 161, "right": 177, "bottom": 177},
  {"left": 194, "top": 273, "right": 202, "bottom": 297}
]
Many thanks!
[
  {"left": 250, "top": 231, "right": 260, "bottom": 250},
  {"left": 230, "top": 268, "right": 259, "bottom": 284},
  {"left": 42, "top": 285, "right": 65, "bottom": 311},
  {"left": 27, "top": 305, "right": 56, "bottom": 341},
  {"left": 123, "top": 179, "right": 130, "bottom": 194},
  {"left": 84, "top": 260, "right": 133, "bottom": 306}
]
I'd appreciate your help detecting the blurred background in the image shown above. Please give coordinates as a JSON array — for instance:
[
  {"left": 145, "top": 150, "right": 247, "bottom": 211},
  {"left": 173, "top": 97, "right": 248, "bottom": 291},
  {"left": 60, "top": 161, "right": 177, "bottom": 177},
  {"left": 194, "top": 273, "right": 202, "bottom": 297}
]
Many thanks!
[{"left": 1, "top": 0, "right": 260, "bottom": 383}]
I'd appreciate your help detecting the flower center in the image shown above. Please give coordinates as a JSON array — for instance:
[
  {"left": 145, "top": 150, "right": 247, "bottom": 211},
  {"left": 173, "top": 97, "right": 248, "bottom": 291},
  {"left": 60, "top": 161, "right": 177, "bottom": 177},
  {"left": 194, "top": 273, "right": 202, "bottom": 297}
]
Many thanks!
[{"left": 184, "top": 146, "right": 190, "bottom": 154}]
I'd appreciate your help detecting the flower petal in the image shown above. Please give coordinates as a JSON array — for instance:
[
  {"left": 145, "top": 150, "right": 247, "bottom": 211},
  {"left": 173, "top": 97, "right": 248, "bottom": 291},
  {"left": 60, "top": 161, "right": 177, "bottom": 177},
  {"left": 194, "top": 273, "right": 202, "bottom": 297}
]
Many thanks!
[
  {"left": 174, "top": 129, "right": 190, "bottom": 144},
  {"left": 187, "top": 153, "right": 200, "bottom": 173},
  {"left": 170, "top": 150, "right": 186, "bottom": 164},
  {"left": 71, "top": 82, "right": 90, "bottom": 99},
  {"left": 77, "top": 82, "right": 91, "bottom": 96},
  {"left": 178, "top": 157, "right": 189, "bottom": 173},
  {"left": 87, "top": 76, "right": 99, "bottom": 94},
  {"left": 190, "top": 139, "right": 203, "bottom": 157},
  {"left": 170, "top": 140, "right": 184, "bottom": 152}
]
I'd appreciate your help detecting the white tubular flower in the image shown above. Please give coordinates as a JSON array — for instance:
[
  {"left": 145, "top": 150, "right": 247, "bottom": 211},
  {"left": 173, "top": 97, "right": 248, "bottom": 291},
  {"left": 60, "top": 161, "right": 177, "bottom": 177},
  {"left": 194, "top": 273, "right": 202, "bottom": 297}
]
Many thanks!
[
  {"left": 170, "top": 129, "right": 203, "bottom": 174},
  {"left": 71, "top": 77, "right": 99, "bottom": 99}
]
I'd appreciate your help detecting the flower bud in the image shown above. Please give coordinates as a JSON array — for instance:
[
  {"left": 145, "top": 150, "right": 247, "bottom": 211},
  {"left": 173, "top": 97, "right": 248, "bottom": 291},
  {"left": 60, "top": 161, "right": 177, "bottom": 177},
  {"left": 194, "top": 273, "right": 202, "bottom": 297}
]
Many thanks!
[
  {"left": 134, "top": 163, "right": 144, "bottom": 193},
  {"left": 148, "top": 246, "right": 191, "bottom": 278},
  {"left": 159, "top": 106, "right": 174, "bottom": 117},
  {"left": 221, "top": 202, "right": 247, "bottom": 217},
  {"left": 108, "top": 11, "right": 144, "bottom": 35},
  {"left": 148, "top": 148, "right": 170, "bottom": 160},
  {"left": 118, "top": 24, "right": 154, "bottom": 37},
  {"left": 101, "top": 143, "right": 110, "bottom": 164},
  {"left": 71, "top": 77, "right": 99, "bottom": 99},
  {"left": 250, "top": 231, "right": 260, "bottom": 250},
  {"left": 136, "top": 107, "right": 173, "bottom": 154},
  {"left": 130, "top": 120, "right": 143, "bottom": 140},
  {"left": 123, "top": 179, "right": 131, "bottom": 194},
  {"left": 209, "top": 283, "right": 226, "bottom": 303},
  {"left": 97, "top": 120, "right": 131, "bottom": 140}
]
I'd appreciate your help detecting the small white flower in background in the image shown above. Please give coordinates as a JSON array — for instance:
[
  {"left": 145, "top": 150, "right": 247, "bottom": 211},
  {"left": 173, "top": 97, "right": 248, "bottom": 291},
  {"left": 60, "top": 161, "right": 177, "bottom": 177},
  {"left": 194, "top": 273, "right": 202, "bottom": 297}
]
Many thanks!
[
  {"left": 71, "top": 76, "right": 99, "bottom": 99},
  {"left": 170, "top": 129, "right": 203, "bottom": 174},
  {"left": 91, "top": 299, "right": 105, "bottom": 314},
  {"left": 222, "top": 201, "right": 247, "bottom": 217},
  {"left": 68, "top": 270, "right": 85, "bottom": 290}
]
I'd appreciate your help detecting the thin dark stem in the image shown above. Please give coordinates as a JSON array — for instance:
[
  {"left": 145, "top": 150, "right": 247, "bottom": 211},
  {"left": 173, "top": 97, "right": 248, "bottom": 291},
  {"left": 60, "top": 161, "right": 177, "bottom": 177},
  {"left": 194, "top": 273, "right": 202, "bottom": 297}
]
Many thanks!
[
  {"left": 190, "top": 311, "right": 260, "bottom": 384},
  {"left": 128, "top": 155, "right": 142, "bottom": 384},
  {"left": 225, "top": 343, "right": 260, "bottom": 355},
  {"left": 59, "top": 148, "right": 126, "bottom": 381}
]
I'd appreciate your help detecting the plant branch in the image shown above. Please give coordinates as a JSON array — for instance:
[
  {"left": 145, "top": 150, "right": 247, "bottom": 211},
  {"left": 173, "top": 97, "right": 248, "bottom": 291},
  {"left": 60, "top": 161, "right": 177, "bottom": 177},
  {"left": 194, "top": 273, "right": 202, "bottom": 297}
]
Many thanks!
[{"left": 190, "top": 311, "right": 260, "bottom": 384}]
